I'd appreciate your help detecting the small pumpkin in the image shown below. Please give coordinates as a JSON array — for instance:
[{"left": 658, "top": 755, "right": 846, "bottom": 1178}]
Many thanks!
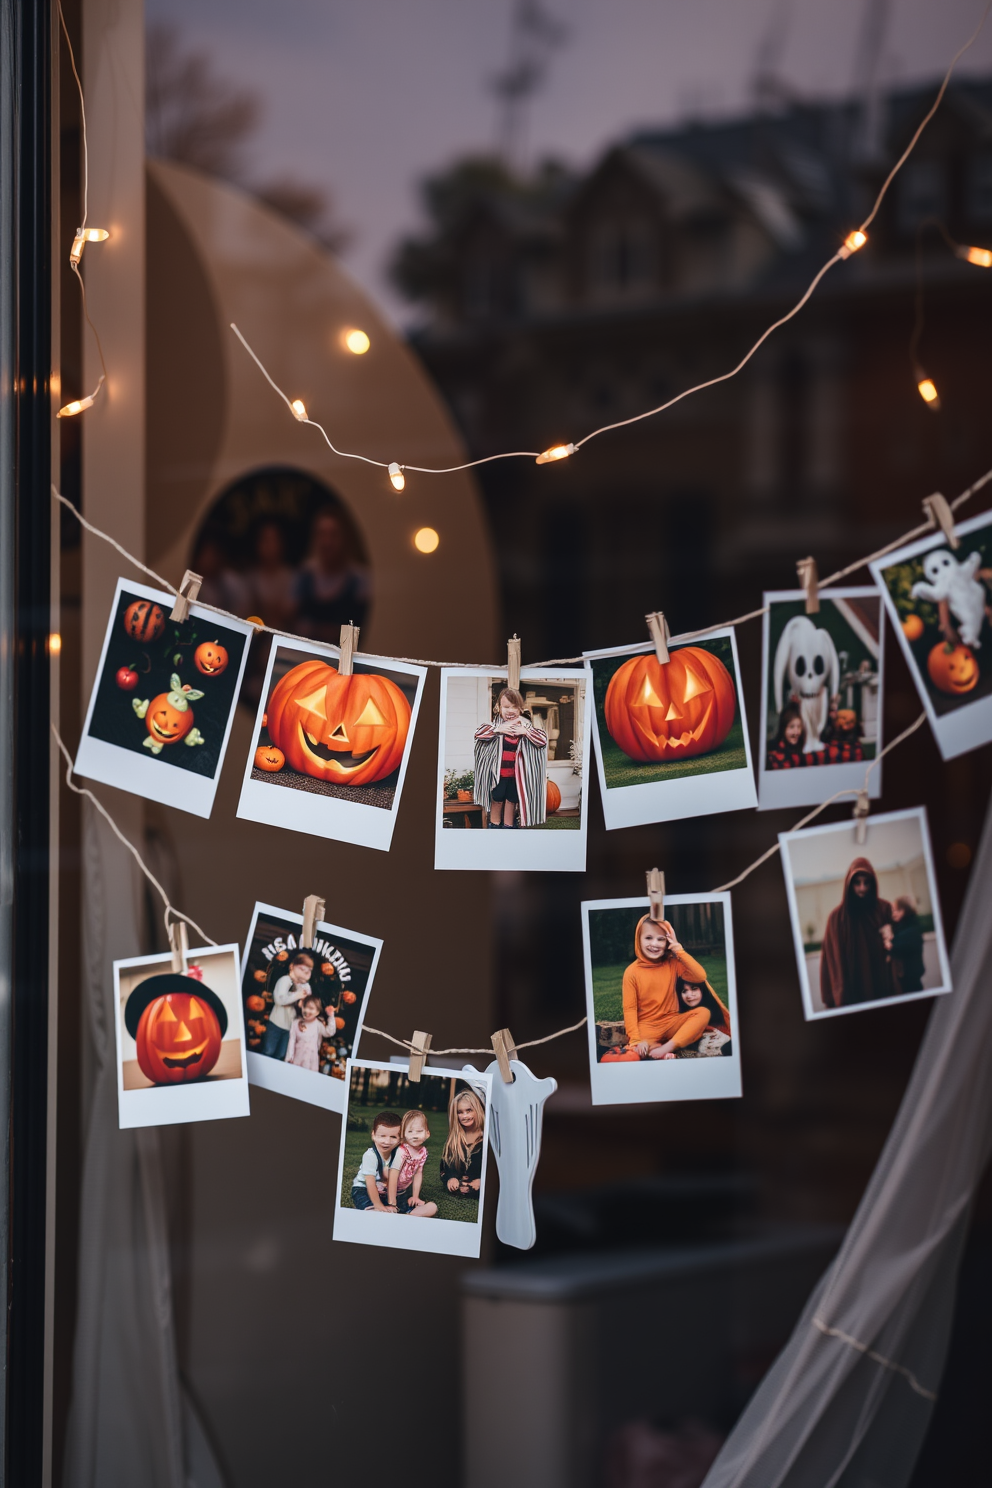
[
  {"left": 194, "top": 640, "right": 229, "bottom": 677},
  {"left": 254, "top": 745, "right": 285, "bottom": 772},
  {"left": 902, "top": 614, "right": 925, "bottom": 642},
  {"left": 341, "top": 989, "right": 357, "bottom": 1005},
  {"left": 546, "top": 779, "right": 561, "bottom": 814},
  {"left": 125, "top": 972, "right": 227, "bottom": 1086},
  {"left": 835, "top": 709, "right": 857, "bottom": 733},
  {"left": 601, "top": 1047, "right": 642, "bottom": 1063},
  {"left": 265, "top": 659, "right": 412, "bottom": 786},
  {"left": 134, "top": 673, "right": 204, "bottom": 753},
  {"left": 928, "top": 641, "right": 979, "bottom": 695},
  {"left": 253, "top": 969, "right": 267, "bottom": 983},
  {"left": 276, "top": 951, "right": 288, "bottom": 962},
  {"left": 334, "top": 1015, "right": 346, "bottom": 1031},
  {"left": 604, "top": 646, "right": 736, "bottom": 763},
  {"left": 321, "top": 961, "right": 336, "bottom": 978},
  {"left": 246, "top": 994, "right": 266, "bottom": 1012},
  {"left": 123, "top": 599, "right": 165, "bottom": 643}
]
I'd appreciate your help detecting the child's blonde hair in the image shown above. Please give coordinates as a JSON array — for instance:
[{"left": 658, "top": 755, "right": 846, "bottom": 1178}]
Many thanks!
[
  {"left": 441, "top": 1087, "right": 486, "bottom": 1169},
  {"left": 400, "top": 1109, "right": 430, "bottom": 1143},
  {"left": 495, "top": 686, "right": 526, "bottom": 716}
]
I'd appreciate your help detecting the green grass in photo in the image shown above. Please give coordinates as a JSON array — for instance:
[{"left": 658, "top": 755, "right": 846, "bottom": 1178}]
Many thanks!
[
  {"left": 340, "top": 1103, "right": 478, "bottom": 1223},
  {"left": 593, "top": 951, "right": 729, "bottom": 1022}
]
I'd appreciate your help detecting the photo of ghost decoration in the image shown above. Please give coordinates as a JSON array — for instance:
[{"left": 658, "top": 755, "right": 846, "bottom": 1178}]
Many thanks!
[{"left": 774, "top": 616, "right": 840, "bottom": 753}]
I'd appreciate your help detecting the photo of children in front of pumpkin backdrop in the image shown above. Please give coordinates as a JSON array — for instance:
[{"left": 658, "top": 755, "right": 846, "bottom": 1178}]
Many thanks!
[
  {"left": 758, "top": 589, "right": 884, "bottom": 812},
  {"left": 581, "top": 893, "right": 741, "bottom": 1106},
  {"left": 583, "top": 628, "right": 756, "bottom": 831},
  {"left": 114, "top": 942, "right": 250, "bottom": 1129},
  {"left": 871, "top": 510, "right": 992, "bottom": 760},
  {"left": 240, "top": 902, "right": 381, "bottom": 1116},
  {"left": 236, "top": 636, "right": 427, "bottom": 852},
  {"left": 74, "top": 577, "right": 254, "bottom": 818},
  {"left": 333, "top": 1061, "right": 492, "bottom": 1258},
  {"left": 434, "top": 667, "right": 591, "bottom": 873}
]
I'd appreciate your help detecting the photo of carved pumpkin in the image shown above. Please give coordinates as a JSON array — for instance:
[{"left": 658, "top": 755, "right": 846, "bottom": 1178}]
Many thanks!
[
  {"left": 123, "top": 599, "right": 165, "bottom": 643},
  {"left": 194, "top": 640, "right": 229, "bottom": 676},
  {"left": 546, "top": 779, "right": 561, "bottom": 814},
  {"left": 928, "top": 641, "right": 980, "bottom": 695},
  {"left": 124, "top": 972, "right": 228, "bottom": 1086},
  {"left": 265, "top": 659, "right": 411, "bottom": 786},
  {"left": 604, "top": 646, "right": 736, "bottom": 763},
  {"left": 254, "top": 745, "right": 285, "bottom": 772}
]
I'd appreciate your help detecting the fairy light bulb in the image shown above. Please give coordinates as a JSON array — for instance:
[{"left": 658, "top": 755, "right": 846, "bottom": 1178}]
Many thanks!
[
  {"left": 413, "top": 526, "right": 439, "bottom": 553},
  {"left": 388, "top": 462, "right": 405, "bottom": 491},
  {"left": 840, "top": 229, "right": 868, "bottom": 259},
  {"left": 291, "top": 399, "right": 308, "bottom": 421},
  {"left": 916, "top": 374, "right": 940, "bottom": 409},
  {"left": 47, "top": 632, "right": 62, "bottom": 656},
  {"left": 536, "top": 442, "right": 575, "bottom": 465},
  {"left": 957, "top": 244, "right": 992, "bottom": 268},
  {"left": 57, "top": 394, "right": 96, "bottom": 418},
  {"left": 69, "top": 226, "right": 110, "bottom": 265},
  {"left": 343, "top": 328, "right": 371, "bottom": 355}
]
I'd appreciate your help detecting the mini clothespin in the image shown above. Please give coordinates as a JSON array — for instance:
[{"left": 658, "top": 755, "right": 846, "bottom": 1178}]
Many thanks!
[
  {"left": 168, "top": 918, "right": 189, "bottom": 975},
  {"left": 170, "top": 569, "right": 203, "bottom": 623},
  {"left": 338, "top": 623, "right": 360, "bottom": 676},
  {"left": 646, "top": 868, "right": 665, "bottom": 922},
  {"left": 301, "top": 893, "right": 325, "bottom": 949},
  {"left": 797, "top": 557, "right": 820, "bottom": 614},
  {"left": 507, "top": 635, "right": 522, "bottom": 692},
  {"left": 922, "top": 493, "right": 960, "bottom": 550},
  {"left": 645, "top": 611, "right": 671, "bottom": 665},
  {"left": 408, "top": 1030, "right": 432, "bottom": 1083},
  {"left": 853, "top": 790, "right": 870, "bottom": 846},
  {"left": 491, "top": 1028, "right": 518, "bottom": 1084}
]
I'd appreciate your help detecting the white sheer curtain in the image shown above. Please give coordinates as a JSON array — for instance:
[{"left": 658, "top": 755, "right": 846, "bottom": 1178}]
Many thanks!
[{"left": 702, "top": 795, "right": 992, "bottom": 1488}]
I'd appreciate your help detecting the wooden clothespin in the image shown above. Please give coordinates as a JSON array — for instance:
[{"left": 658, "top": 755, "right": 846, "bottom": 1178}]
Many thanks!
[
  {"left": 338, "top": 623, "right": 360, "bottom": 676},
  {"left": 301, "top": 893, "right": 325, "bottom": 949},
  {"left": 491, "top": 1027, "right": 519, "bottom": 1084},
  {"left": 408, "top": 1030, "right": 432, "bottom": 1083},
  {"left": 796, "top": 557, "right": 820, "bottom": 615},
  {"left": 853, "top": 790, "right": 870, "bottom": 846},
  {"left": 646, "top": 868, "right": 665, "bottom": 923},
  {"left": 645, "top": 611, "right": 671, "bottom": 665},
  {"left": 170, "top": 569, "right": 203, "bottom": 623},
  {"left": 922, "top": 493, "right": 960, "bottom": 550},
  {"left": 168, "top": 918, "right": 189, "bottom": 975},
  {"left": 506, "top": 635, "right": 522, "bottom": 692}
]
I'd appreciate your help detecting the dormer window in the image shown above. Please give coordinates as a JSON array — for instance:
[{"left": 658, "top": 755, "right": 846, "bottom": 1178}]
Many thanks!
[{"left": 588, "top": 217, "right": 656, "bottom": 300}]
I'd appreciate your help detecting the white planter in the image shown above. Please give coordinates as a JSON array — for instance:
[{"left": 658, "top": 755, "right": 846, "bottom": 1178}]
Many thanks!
[{"left": 547, "top": 759, "right": 580, "bottom": 810}]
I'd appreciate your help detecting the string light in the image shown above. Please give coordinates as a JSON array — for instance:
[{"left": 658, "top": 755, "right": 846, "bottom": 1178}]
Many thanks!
[
  {"left": 57, "top": 392, "right": 97, "bottom": 419},
  {"left": 291, "top": 398, "right": 308, "bottom": 421},
  {"left": 413, "top": 526, "right": 439, "bottom": 553},
  {"left": 388, "top": 462, "right": 406, "bottom": 491},
  {"left": 535, "top": 443, "right": 575, "bottom": 465},
  {"left": 956, "top": 243, "right": 992, "bottom": 268},
  {"left": 342, "top": 328, "right": 371, "bottom": 355},
  {"left": 916, "top": 373, "right": 940, "bottom": 409},
  {"left": 69, "top": 226, "right": 109, "bottom": 265},
  {"left": 47, "top": 633, "right": 62, "bottom": 656},
  {"left": 840, "top": 229, "right": 869, "bottom": 259}
]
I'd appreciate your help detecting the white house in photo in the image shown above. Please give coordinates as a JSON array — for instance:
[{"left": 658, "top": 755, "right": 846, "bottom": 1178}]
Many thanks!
[{"left": 444, "top": 674, "right": 586, "bottom": 810}]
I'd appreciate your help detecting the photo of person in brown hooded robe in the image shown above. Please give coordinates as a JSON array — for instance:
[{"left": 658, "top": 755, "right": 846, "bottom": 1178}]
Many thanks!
[{"left": 819, "top": 857, "right": 897, "bottom": 1009}]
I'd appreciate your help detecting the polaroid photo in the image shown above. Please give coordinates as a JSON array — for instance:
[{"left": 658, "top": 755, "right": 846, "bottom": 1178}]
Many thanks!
[
  {"left": 758, "top": 588, "right": 885, "bottom": 811},
  {"left": 236, "top": 637, "right": 427, "bottom": 852},
  {"left": 582, "top": 893, "right": 740, "bottom": 1106},
  {"left": 584, "top": 629, "right": 757, "bottom": 830},
  {"left": 434, "top": 667, "right": 591, "bottom": 872},
  {"left": 75, "top": 578, "right": 253, "bottom": 818},
  {"left": 870, "top": 509, "right": 992, "bottom": 760},
  {"left": 114, "top": 941, "right": 249, "bottom": 1128},
  {"left": 241, "top": 902, "right": 381, "bottom": 1115},
  {"left": 333, "top": 1060, "right": 492, "bottom": 1258},
  {"left": 779, "top": 806, "right": 952, "bottom": 1021}
]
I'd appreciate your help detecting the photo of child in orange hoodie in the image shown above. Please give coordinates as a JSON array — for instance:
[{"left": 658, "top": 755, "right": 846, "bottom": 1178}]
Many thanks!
[{"left": 622, "top": 917, "right": 712, "bottom": 1058}]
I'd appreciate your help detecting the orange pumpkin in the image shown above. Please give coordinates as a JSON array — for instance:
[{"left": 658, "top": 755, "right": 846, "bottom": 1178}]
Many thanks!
[
  {"left": 246, "top": 994, "right": 266, "bottom": 1012},
  {"left": 253, "top": 969, "right": 267, "bottom": 983},
  {"left": 546, "top": 779, "right": 561, "bottom": 814},
  {"left": 144, "top": 691, "right": 195, "bottom": 747},
  {"left": 604, "top": 647, "right": 736, "bottom": 763},
  {"left": 334, "top": 1016, "right": 346, "bottom": 1031},
  {"left": 276, "top": 951, "right": 288, "bottom": 961},
  {"left": 342, "top": 989, "right": 357, "bottom": 1004},
  {"left": 123, "top": 599, "right": 165, "bottom": 642},
  {"left": 928, "top": 641, "right": 979, "bottom": 695},
  {"left": 194, "top": 640, "right": 229, "bottom": 677},
  {"left": 254, "top": 745, "right": 285, "bottom": 772},
  {"left": 902, "top": 614, "right": 925, "bottom": 642},
  {"left": 321, "top": 961, "right": 335, "bottom": 977},
  {"left": 266, "top": 659, "right": 411, "bottom": 786},
  {"left": 601, "top": 1047, "right": 642, "bottom": 1063},
  {"left": 126, "top": 973, "right": 227, "bottom": 1085}
]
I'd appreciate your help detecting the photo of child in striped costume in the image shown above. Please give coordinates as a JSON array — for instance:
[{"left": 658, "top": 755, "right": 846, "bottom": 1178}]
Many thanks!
[{"left": 473, "top": 687, "right": 549, "bottom": 828}]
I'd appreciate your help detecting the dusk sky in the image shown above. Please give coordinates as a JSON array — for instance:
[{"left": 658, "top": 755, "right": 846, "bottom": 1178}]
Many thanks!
[{"left": 145, "top": 0, "right": 992, "bottom": 320}]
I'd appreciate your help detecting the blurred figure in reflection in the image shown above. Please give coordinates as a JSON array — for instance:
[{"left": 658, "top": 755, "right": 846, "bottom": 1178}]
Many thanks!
[
  {"left": 890, "top": 895, "right": 925, "bottom": 993},
  {"left": 246, "top": 519, "right": 297, "bottom": 634},
  {"left": 193, "top": 529, "right": 249, "bottom": 616},
  {"left": 294, "top": 508, "right": 370, "bottom": 644}
]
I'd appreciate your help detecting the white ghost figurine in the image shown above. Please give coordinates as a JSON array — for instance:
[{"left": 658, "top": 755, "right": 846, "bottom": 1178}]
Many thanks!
[
  {"left": 910, "top": 549, "right": 987, "bottom": 649},
  {"left": 464, "top": 1058, "right": 556, "bottom": 1250},
  {"left": 773, "top": 615, "right": 840, "bottom": 752}
]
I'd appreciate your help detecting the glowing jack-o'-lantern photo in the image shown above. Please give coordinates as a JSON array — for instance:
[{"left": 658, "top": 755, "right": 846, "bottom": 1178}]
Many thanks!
[
  {"left": 604, "top": 645, "right": 737, "bottom": 764},
  {"left": 124, "top": 972, "right": 229, "bottom": 1086},
  {"left": 265, "top": 657, "right": 412, "bottom": 786}
]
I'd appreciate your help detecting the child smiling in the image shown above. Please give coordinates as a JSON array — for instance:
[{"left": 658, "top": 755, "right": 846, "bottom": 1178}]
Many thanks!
[
  {"left": 622, "top": 918, "right": 711, "bottom": 1060},
  {"left": 387, "top": 1110, "right": 439, "bottom": 1217}
]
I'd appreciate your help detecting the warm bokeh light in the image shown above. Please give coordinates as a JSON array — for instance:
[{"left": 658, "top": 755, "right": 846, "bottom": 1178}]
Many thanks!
[
  {"left": 959, "top": 244, "right": 992, "bottom": 268},
  {"left": 69, "top": 227, "right": 110, "bottom": 264},
  {"left": 47, "top": 633, "right": 62, "bottom": 656},
  {"left": 841, "top": 229, "right": 868, "bottom": 257},
  {"left": 291, "top": 399, "right": 308, "bottom": 420},
  {"left": 343, "top": 328, "right": 371, "bottom": 355},
  {"left": 413, "top": 526, "right": 439, "bottom": 553},
  {"left": 536, "top": 442, "right": 575, "bottom": 465},
  {"left": 917, "top": 376, "right": 940, "bottom": 407},
  {"left": 947, "top": 841, "right": 972, "bottom": 869},
  {"left": 57, "top": 395, "right": 95, "bottom": 418},
  {"left": 388, "top": 462, "right": 406, "bottom": 491}
]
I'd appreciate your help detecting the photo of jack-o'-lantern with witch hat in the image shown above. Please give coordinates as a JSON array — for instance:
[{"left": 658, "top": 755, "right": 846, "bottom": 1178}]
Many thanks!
[
  {"left": 114, "top": 941, "right": 250, "bottom": 1129},
  {"left": 237, "top": 638, "right": 427, "bottom": 853},
  {"left": 75, "top": 577, "right": 254, "bottom": 819}
]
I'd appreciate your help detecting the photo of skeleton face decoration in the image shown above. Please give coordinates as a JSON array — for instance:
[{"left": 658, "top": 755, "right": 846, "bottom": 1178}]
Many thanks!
[{"left": 759, "top": 590, "right": 883, "bottom": 810}]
